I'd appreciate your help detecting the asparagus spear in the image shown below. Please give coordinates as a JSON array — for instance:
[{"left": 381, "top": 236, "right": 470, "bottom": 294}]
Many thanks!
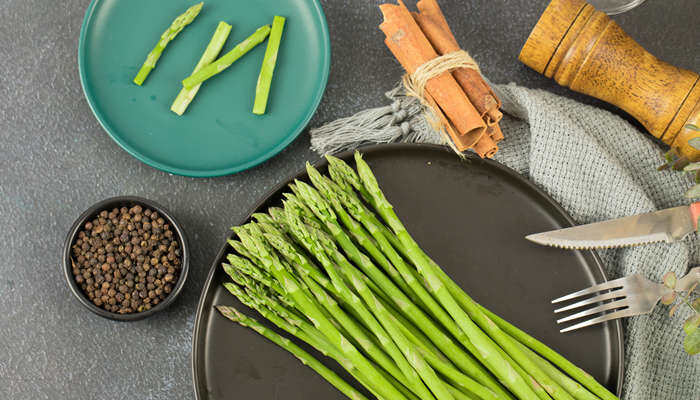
[
  {"left": 268, "top": 207, "right": 288, "bottom": 224},
  {"left": 252, "top": 212, "right": 279, "bottom": 226},
  {"left": 354, "top": 152, "right": 540, "bottom": 400},
  {"left": 182, "top": 25, "right": 271, "bottom": 90},
  {"left": 323, "top": 170, "right": 575, "bottom": 400},
  {"left": 216, "top": 306, "right": 370, "bottom": 400},
  {"left": 307, "top": 224, "right": 456, "bottom": 400},
  {"left": 273, "top": 205, "right": 503, "bottom": 400},
  {"left": 133, "top": 2, "right": 203, "bottom": 86},
  {"left": 321, "top": 163, "right": 532, "bottom": 399},
  {"left": 326, "top": 154, "right": 412, "bottom": 256},
  {"left": 327, "top": 154, "right": 615, "bottom": 400},
  {"left": 171, "top": 21, "right": 231, "bottom": 115},
  {"left": 294, "top": 179, "right": 510, "bottom": 396},
  {"left": 253, "top": 16, "right": 286, "bottom": 115},
  {"left": 232, "top": 225, "right": 409, "bottom": 400},
  {"left": 515, "top": 340, "right": 598, "bottom": 400},
  {"left": 307, "top": 164, "right": 427, "bottom": 309},
  {"left": 277, "top": 213, "right": 435, "bottom": 400},
  {"left": 221, "top": 280, "right": 390, "bottom": 400},
  {"left": 477, "top": 305, "right": 615, "bottom": 400}
]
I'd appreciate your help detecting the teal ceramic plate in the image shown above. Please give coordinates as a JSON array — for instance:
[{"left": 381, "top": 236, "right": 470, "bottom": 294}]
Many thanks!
[{"left": 79, "top": 0, "right": 330, "bottom": 177}]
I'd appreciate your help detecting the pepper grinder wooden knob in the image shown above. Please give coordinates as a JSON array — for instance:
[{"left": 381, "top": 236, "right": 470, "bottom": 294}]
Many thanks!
[{"left": 519, "top": 0, "right": 700, "bottom": 160}]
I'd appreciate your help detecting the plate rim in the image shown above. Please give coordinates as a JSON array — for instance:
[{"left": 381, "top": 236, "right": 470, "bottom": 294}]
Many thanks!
[
  {"left": 77, "top": 0, "right": 331, "bottom": 177},
  {"left": 190, "top": 143, "right": 624, "bottom": 398}
]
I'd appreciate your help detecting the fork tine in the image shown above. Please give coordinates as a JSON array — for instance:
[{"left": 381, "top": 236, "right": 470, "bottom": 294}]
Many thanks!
[
  {"left": 560, "top": 308, "right": 639, "bottom": 333},
  {"left": 556, "top": 297, "right": 630, "bottom": 324},
  {"left": 551, "top": 275, "right": 631, "bottom": 304},
  {"left": 554, "top": 290, "right": 626, "bottom": 313}
]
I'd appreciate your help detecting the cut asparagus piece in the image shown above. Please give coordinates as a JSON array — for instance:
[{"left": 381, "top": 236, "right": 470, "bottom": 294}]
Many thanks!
[
  {"left": 253, "top": 16, "right": 286, "bottom": 115},
  {"left": 171, "top": 21, "right": 231, "bottom": 115},
  {"left": 133, "top": 2, "right": 203, "bottom": 86},
  {"left": 182, "top": 25, "right": 271, "bottom": 90},
  {"left": 216, "top": 306, "right": 370, "bottom": 400}
]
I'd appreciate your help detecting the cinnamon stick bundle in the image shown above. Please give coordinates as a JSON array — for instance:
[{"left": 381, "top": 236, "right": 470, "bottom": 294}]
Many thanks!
[
  {"left": 384, "top": 35, "right": 473, "bottom": 151},
  {"left": 379, "top": 2, "right": 487, "bottom": 148},
  {"left": 379, "top": 0, "right": 505, "bottom": 158},
  {"left": 414, "top": 0, "right": 502, "bottom": 125}
]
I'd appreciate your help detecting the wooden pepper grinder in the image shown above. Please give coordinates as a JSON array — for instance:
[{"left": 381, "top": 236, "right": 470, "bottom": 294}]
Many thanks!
[{"left": 519, "top": 0, "right": 700, "bottom": 161}]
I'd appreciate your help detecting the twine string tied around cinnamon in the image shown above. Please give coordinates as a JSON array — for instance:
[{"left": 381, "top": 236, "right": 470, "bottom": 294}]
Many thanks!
[{"left": 402, "top": 49, "right": 481, "bottom": 152}]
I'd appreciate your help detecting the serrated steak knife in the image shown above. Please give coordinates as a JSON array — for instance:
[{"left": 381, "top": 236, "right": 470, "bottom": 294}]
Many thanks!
[{"left": 526, "top": 203, "right": 700, "bottom": 249}]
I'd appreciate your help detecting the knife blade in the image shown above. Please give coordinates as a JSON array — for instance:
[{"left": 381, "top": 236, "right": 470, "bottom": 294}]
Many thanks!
[{"left": 526, "top": 203, "right": 700, "bottom": 249}]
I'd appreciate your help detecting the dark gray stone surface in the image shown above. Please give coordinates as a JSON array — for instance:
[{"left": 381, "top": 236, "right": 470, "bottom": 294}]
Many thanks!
[{"left": 0, "top": 0, "right": 697, "bottom": 398}]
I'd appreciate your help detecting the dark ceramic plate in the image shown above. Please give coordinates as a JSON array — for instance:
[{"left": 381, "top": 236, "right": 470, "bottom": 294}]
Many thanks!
[{"left": 192, "top": 143, "right": 623, "bottom": 399}]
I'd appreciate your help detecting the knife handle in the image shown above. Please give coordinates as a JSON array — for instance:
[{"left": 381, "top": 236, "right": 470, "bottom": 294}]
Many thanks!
[{"left": 691, "top": 202, "right": 700, "bottom": 230}]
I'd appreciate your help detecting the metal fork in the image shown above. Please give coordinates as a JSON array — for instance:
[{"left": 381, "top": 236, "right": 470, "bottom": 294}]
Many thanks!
[{"left": 552, "top": 267, "right": 699, "bottom": 333}]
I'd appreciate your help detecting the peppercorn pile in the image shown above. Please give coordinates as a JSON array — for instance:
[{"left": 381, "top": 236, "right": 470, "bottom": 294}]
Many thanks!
[{"left": 70, "top": 205, "right": 181, "bottom": 314}]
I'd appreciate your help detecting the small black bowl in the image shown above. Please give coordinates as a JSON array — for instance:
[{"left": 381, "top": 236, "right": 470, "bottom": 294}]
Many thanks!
[{"left": 63, "top": 196, "right": 189, "bottom": 321}]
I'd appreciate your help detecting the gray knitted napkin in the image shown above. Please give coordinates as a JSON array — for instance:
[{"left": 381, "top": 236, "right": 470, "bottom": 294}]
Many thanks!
[{"left": 310, "top": 83, "right": 700, "bottom": 399}]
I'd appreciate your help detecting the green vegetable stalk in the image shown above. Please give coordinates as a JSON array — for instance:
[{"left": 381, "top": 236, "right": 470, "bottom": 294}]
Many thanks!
[
  {"left": 216, "top": 306, "right": 370, "bottom": 400},
  {"left": 327, "top": 153, "right": 619, "bottom": 399},
  {"left": 310, "top": 163, "right": 514, "bottom": 399},
  {"left": 214, "top": 152, "right": 621, "bottom": 400},
  {"left": 171, "top": 21, "right": 231, "bottom": 115},
  {"left": 278, "top": 210, "right": 435, "bottom": 399},
  {"left": 220, "top": 278, "right": 386, "bottom": 400},
  {"left": 182, "top": 25, "right": 271, "bottom": 90},
  {"left": 354, "top": 152, "right": 541, "bottom": 400},
  {"left": 309, "top": 224, "right": 454, "bottom": 400},
  {"left": 133, "top": 2, "right": 203, "bottom": 86},
  {"left": 294, "top": 175, "right": 510, "bottom": 398},
  {"left": 253, "top": 16, "right": 286, "bottom": 115},
  {"left": 232, "top": 224, "right": 409, "bottom": 400}
]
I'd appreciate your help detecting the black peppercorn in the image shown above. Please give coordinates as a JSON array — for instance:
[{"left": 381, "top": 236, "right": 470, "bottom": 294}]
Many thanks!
[{"left": 71, "top": 205, "right": 181, "bottom": 314}]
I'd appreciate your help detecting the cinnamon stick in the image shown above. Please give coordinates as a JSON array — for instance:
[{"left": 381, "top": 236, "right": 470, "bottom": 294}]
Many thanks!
[
  {"left": 488, "top": 124, "right": 504, "bottom": 143},
  {"left": 379, "top": 2, "right": 486, "bottom": 143},
  {"left": 384, "top": 37, "right": 475, "bottom": 150},
  {"left": 426, "top": 93, "right": 473, "bottom": 151},
  {"left": 473, "top": 131, "right": 499, "bottom": 158},
  {"left": 414, "top": 0, "right": 502, "bottom": 125}
]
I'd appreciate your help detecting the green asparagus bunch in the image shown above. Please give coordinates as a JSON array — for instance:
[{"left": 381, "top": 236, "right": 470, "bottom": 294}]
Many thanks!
[{"left": 216, "top": 151, "right": 620, "bottom": 400}]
